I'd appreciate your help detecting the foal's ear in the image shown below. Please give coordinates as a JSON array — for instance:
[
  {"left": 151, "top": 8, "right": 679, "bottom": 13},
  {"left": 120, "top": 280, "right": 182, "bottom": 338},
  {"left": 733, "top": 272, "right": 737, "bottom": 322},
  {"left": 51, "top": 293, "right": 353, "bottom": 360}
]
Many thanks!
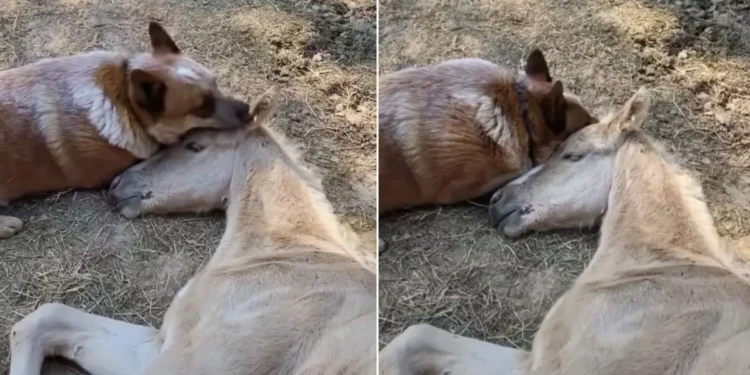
[
  {"left": 612, "top": 87, "right": 651, "bottom": 132},
  {"left": 246, "top": 86, "right": 280, "bottom": 130}
]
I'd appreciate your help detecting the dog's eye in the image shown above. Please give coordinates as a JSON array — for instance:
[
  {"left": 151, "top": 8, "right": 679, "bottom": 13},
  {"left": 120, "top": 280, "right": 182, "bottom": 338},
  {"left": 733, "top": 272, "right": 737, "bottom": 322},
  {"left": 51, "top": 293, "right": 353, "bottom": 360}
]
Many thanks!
[
  {"left": 192, "top": 94, "right": 215, "bottom": 118},
  {"left": 185, "top": 142, "right": 204, "bottom": 153},
  {"left": 562, "top": 153, "right": 584, "bottom": 162}
]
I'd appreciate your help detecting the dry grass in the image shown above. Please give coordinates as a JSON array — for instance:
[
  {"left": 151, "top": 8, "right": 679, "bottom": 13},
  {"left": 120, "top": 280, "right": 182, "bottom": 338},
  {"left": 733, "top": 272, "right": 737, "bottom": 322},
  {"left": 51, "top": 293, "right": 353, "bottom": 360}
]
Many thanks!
[
  {"left": 379, "top": 0, "right": 750, "bottom": 349},
  {"left": 0, "top": 0, "right": 375, "bottom": 372}
]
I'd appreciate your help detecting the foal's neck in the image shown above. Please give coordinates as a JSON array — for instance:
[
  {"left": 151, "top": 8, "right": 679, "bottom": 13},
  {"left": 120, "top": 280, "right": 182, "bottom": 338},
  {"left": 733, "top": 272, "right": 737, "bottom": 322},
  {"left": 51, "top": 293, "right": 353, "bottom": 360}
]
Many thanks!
[
  {"left": 587, "top": 136, "right": 724, "bottom": 278},
  {"left": 215, "top": 130, "right": 353, "bottom": 263}
]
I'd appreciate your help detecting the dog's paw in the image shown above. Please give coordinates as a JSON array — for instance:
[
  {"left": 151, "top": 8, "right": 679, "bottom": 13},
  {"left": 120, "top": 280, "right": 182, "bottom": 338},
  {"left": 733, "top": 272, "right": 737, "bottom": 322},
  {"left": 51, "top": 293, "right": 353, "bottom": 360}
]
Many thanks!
[{"left": 0, "top": 216, "right": 23, "bottom": 239}]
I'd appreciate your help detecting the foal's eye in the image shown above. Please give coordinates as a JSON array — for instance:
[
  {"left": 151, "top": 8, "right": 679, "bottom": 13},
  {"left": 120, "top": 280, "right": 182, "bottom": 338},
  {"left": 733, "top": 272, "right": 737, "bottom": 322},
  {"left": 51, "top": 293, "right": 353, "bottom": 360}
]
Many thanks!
[
  {"left": 562, "top": 153, "right": 584, "bottom": 162},
  {"left": 185, "top": 142, "right": 204, "bottom": 153}
]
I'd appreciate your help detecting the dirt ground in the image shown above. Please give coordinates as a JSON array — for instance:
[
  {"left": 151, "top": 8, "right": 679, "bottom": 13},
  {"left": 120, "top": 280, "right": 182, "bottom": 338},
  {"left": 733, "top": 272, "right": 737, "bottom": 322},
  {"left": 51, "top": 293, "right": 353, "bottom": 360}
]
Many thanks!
[
  {"left": 379, "top": 0, "right": 750, "bottom": 351},
  {"left": 0, "top": 0, "right": 375, "bottom": 372}
]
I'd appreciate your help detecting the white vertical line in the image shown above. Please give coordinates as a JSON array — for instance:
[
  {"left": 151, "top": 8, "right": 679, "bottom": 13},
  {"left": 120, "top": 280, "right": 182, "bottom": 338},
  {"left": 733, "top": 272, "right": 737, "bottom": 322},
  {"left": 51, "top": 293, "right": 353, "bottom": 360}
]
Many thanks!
[{"left": 375, "top": 0, "right": 381, "bottom": 371}]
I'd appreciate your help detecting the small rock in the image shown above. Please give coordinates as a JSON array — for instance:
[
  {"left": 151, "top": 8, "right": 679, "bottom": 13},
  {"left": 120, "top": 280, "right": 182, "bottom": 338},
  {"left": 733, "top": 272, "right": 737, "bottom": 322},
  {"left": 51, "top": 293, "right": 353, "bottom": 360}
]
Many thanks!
[
  {"left": 696, "top": 92, "right": 710, "bottom": 101},
  {"left": 345, "top": 111, "right": 364, "bottom": 126},
  {"left": 714, "top": 110, "right": 731, "bottom": 125},
  {"left": 715, "top": 13, "right": 732, "bottom": 27},
  {"left": 378, "top": 238, "right": 387, "bottom": 254},
  {"left": 722, "top": 220, "right": 736, "bottom": 231},
  {"left": 701, "top": 157, "right": 712, "bottom": 165},
  {"left": 329, "top": 94, "right": 342, "bottom": 102},
  {"left": 312, "top": 53, "right": 323, "bottom": 62},
  {"left": 677, "top": 50, "right": 688, "bottom": 59},
  {"left": 335, "top": 103, "right": 345, "bottom": 112}
]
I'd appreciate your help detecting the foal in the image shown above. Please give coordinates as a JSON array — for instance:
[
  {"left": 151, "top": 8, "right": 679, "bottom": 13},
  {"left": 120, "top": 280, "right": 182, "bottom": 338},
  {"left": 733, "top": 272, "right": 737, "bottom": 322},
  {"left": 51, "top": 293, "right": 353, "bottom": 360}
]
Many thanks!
[
  {"left": 10, "top": 87, "right": 377, "bottom": 375},
  {"left": 382, "top": 88, "right": 750, "bottom": 374}
]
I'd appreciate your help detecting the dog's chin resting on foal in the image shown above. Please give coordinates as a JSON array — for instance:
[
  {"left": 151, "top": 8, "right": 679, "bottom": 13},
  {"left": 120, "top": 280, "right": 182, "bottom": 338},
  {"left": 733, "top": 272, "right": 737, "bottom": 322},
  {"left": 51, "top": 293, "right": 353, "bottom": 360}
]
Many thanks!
[
  {"left": 9, "top": 87, "right": 377, "bottom": 375},
  {"left": 0, "top": 21, "right": 250, "bottom": 239},
  {"left": 381, "top": 88, "right": 750, "bottom": 375}
]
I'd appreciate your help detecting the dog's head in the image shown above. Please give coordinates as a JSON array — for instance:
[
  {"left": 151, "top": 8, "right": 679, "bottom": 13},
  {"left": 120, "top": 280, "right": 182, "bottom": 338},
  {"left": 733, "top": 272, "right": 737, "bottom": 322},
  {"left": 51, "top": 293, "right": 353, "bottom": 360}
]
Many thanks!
[
  {"left": 126, "top": 22, "right": 250, "bottom": 144},
  {"left": 519, "top": 49, "right": 597, "bottom": 162}
]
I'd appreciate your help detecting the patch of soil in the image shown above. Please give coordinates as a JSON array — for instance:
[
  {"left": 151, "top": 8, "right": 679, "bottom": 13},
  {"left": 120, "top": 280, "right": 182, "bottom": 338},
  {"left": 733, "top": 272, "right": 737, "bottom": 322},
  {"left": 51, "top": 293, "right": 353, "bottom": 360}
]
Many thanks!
[{"left": 379, "top": 0, "right": 749, "bottom": 349}]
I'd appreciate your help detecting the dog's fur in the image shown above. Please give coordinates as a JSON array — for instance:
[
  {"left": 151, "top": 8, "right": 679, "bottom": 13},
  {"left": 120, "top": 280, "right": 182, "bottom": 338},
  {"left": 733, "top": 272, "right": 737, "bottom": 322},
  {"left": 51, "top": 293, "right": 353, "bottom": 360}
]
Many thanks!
[
  {"left": 0, "top": 22, "right": 249, "bottom": 238},
  {"left": 378, "top": 49, "right": 597, "bottom": 213}
]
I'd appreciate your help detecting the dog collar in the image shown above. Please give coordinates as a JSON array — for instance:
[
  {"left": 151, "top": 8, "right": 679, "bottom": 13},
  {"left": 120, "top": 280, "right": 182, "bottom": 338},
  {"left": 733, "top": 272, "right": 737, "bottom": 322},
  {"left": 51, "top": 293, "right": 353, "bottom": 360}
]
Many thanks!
[{"left": 512, "top": 79, "right": 537, "bottom": 167}]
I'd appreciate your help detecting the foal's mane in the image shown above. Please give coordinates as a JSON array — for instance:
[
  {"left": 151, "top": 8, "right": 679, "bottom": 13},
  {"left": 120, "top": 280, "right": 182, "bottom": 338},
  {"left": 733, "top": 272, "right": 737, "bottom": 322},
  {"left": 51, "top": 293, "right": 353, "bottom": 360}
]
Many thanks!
[
  {"left": 611, "top": 127, "right": 733, "bottom": 274},
  {"left": 225, "top": 123, "right": 376, "bottom": 274}
]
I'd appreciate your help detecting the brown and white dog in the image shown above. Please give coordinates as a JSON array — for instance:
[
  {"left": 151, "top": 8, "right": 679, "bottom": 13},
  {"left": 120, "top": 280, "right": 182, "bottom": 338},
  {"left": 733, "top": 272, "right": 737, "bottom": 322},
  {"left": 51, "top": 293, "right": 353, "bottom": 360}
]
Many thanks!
[
  {"left": 0, "top": 22, "right": 250, "bottom": 238},
  {"left": 378, "top": 49, "right": 597, "bottom": 214}
]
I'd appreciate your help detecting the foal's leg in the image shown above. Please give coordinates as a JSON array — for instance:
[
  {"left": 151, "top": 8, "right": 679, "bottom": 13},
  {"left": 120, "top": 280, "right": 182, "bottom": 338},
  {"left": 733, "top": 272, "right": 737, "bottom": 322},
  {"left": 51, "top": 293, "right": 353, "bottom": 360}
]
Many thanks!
[
  {"left": 379, "top": 324, "right": 528, "bottom": 375},
  {"left": 10, "top": 303, "right": 161, "bottom": 375}
]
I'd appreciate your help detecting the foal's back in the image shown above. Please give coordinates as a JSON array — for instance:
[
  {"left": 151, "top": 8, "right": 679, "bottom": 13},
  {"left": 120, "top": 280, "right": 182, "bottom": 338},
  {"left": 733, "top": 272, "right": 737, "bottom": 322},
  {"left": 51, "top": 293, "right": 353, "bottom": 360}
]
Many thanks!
[
  {"left": 529, "top": 263, "right": 750, "bottom": 375},
  {"left": 147, "top": 249, "right": 376, "bottom": 375}
]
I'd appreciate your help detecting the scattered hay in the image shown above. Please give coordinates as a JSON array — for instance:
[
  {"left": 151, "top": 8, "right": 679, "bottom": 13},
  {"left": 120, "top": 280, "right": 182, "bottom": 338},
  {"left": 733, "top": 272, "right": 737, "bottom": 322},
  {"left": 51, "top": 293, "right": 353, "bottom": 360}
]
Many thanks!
[
  {"left": 380, "top": 0, "right": 750, "bottom": 350},
  {"left": 0, "top": 0, "right": 375, "bottom": 370}
]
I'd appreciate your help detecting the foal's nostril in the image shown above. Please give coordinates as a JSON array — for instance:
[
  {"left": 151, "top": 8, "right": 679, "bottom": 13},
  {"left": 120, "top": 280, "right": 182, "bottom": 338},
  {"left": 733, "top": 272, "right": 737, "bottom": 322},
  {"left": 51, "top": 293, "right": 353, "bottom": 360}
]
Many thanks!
[
  {"left": 490, "top": 190, "right": 503, "bottom": 206},
  {"left": 110, "top": 175, "right": 122, "bottom": 190}
]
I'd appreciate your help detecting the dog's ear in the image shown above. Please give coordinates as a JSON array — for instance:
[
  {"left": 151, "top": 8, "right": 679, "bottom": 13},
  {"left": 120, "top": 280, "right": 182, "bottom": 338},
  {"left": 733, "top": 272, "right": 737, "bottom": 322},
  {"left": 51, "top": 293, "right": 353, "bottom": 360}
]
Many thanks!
[
  {"left": 130, "top": 69, "right": 167, "bottom": 118},
  {"left": 525, "top": 48, "right": 552, "bottom": 82},
  {"left": 246, "top": 86, "right": 280, "bottom": 131},
  {"left": 541, "top": 81, "right": 566, "bottom": 134},
  {"left": 148, "top": 22, "right": 180, "bottom": 55}
]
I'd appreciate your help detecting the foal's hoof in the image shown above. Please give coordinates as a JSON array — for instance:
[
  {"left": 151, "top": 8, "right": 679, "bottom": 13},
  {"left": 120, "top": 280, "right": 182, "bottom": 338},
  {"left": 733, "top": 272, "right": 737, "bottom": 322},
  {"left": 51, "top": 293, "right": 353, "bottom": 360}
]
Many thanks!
[{"left": 0, "top": 216, "right": 23, "bottom": 239}]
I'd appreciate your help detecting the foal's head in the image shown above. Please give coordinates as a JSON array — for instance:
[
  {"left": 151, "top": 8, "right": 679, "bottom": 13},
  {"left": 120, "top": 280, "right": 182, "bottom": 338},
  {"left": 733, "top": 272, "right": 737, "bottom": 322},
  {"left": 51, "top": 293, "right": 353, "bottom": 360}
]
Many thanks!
[
  {"left": 488, "top": 87, "right": 652, "bottom": 237},
  {"left": 108, "top": 87, "right": 280, "bottom": 218}
]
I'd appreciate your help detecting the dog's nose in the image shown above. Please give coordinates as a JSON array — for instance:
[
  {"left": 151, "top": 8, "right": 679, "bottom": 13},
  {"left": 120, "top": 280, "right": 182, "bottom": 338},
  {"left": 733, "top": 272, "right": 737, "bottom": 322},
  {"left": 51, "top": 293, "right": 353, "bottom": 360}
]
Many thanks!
[{"left": 235, "top": 102, "right": 251, "bottom": 123}]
